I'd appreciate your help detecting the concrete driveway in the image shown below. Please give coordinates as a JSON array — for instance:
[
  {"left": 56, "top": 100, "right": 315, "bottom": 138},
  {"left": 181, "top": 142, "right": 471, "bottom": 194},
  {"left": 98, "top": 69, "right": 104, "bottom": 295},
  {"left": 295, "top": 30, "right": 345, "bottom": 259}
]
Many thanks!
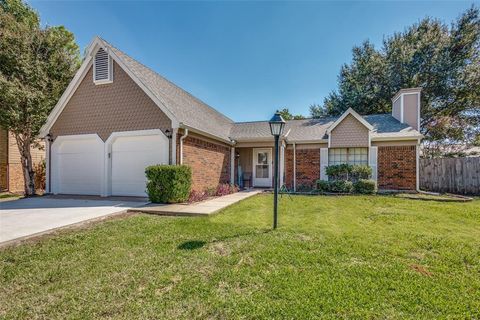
[{"left": 0, "top": 196, "right": 147, "bottom": 244}]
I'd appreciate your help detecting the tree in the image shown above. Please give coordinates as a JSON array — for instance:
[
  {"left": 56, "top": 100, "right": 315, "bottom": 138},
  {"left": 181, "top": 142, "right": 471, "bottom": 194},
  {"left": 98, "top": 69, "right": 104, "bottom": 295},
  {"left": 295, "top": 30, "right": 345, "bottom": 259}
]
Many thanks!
[
  {"left": 314, "top": 6, "right": 480, "bottom": 157},
  {"left": 0, "top": 0, "right": 80, "bottom": 195},
  {"left": 276, "top": 108, "right": 305, "bottom": 120}
]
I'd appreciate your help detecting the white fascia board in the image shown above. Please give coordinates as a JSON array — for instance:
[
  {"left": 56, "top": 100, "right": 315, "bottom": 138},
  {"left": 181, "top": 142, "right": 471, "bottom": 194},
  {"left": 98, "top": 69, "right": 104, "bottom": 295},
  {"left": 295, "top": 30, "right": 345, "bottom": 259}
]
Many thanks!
[
  {"left": 371, "top": 135, "right": 424, "bottom": 142},
  {"left": 285, "top": 139, "right": 329, "bottom": 144},
  {"left": 180, "top": 123, "right": 233, "bottom": 145},
  {"left": 326, "top": 108, "right": 374, "bottom": 134}
]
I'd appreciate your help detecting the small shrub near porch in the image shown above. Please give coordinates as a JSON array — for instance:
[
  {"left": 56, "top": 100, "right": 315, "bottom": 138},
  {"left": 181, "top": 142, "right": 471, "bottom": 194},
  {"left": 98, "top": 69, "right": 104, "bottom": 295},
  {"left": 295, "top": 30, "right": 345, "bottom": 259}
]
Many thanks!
[
  {"left": 145, "top": 165, "right": 192, "bottom": 203},
  {"left": 316, "top": 164, "right": 377, "bottom": 194}
]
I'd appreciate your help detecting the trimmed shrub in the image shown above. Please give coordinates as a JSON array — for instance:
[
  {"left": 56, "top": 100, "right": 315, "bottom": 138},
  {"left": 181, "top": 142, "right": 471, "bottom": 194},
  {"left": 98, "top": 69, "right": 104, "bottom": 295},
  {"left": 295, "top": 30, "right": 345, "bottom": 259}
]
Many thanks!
[
  {"left": 145, "top": 165, "right": 192, "bottom": 203},
  {"left": 353, "top": 179, "right": 377, "bottom": 194},
  {"left": 351, "top": 165, "right": 372, "bottom": 180},
  {"left": 316, "top": 180, "right": 330, "bottom": 192},
  {"left": 326, "top": 164, "right": 352, "bottom": 180},
  {"left": 329, "top": 180, "right": 353, "bottom": 193}
]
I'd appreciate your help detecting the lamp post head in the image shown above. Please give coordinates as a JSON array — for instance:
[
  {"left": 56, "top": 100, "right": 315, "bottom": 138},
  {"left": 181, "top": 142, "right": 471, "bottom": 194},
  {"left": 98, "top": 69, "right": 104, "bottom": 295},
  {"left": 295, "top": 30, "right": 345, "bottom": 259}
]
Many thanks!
[{"left": 269, "top": 112, "right": 286, "bottom": 137}]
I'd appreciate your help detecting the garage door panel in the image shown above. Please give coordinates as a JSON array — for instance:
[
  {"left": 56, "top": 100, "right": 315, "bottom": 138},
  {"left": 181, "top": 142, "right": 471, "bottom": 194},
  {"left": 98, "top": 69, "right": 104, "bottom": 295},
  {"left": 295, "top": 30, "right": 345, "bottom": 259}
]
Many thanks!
[
  {"left": 52, "top": 136, "right": 104, "bottom": 196},
  {"left": 111, "top": 134, "right": 168, "bottom": 197}
]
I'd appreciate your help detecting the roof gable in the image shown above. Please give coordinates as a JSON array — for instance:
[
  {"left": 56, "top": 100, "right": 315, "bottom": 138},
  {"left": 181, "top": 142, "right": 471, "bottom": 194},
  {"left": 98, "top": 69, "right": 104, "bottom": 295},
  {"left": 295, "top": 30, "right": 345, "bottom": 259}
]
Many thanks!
[
  {"left": 326, "top": 108, "right": 373, "bottom": 134},
  {"left": 41, "top": 37, "right": 233, "bottom": 141}
]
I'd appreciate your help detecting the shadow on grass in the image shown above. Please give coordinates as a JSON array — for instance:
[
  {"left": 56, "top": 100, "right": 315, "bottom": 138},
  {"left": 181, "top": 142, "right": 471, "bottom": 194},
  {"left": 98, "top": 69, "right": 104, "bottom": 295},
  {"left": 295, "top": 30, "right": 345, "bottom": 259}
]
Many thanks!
[
  {"left": 177, "top": 240, "right": 207, "bottom": 250},
  {"left": 177, "top": 229, "right": 272, "bottom": 250}
]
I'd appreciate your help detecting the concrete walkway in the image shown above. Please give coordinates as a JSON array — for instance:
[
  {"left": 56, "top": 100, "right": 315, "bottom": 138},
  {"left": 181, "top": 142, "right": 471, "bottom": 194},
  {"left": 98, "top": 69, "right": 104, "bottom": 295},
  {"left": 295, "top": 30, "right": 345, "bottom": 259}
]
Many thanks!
[{"left": 129, "top": 189, "right": 262, "bottom": 216}]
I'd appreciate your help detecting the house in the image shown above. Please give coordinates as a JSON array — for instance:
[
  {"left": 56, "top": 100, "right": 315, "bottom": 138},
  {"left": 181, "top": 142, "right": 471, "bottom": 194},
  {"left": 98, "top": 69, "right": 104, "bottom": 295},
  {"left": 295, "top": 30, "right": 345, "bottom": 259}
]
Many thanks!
[
  {"left": 39, "top": 37, "right": 423, "bottom": 197},
  {"left": 0, "top": 128, "right": 45, "bottom": 193}
]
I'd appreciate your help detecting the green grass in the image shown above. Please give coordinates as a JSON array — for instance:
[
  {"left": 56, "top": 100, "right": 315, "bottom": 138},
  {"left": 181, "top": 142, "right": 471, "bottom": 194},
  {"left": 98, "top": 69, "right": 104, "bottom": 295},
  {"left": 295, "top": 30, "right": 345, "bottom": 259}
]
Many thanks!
[{"left": 1, "top": 195, "right": 479, "bottom": 319}]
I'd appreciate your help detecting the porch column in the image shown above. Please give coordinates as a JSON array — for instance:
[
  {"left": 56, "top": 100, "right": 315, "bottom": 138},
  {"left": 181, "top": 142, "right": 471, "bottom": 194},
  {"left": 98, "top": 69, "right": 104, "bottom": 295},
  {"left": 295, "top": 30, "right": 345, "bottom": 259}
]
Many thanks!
[
  {"left": 280, "top": 141, "right": 285, "bottom": 186},
  {"left": 45, "top": 137, "right": 51, "bottom": 194},
  {"left": 230, "top": 147, "right": 235, "bottom": 185}
]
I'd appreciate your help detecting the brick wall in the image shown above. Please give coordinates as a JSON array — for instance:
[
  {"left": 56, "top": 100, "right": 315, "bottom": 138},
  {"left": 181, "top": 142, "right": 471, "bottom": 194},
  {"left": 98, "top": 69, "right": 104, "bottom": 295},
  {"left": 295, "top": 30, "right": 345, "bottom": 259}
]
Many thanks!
[
  {"left": 378, "top": 145, "right": 417, "bottom": 190},
  {"left": 181, "top": 134, "right": 231, "bottom": 191},
  {"left": 2, "top": 132, "right": 45, "bottom": 193},
  {"left": 0, "top": 128, "right": 7, "bottom": 190},
  {"left": 285, "top": 147, "right": 321, "bottom": 189}
]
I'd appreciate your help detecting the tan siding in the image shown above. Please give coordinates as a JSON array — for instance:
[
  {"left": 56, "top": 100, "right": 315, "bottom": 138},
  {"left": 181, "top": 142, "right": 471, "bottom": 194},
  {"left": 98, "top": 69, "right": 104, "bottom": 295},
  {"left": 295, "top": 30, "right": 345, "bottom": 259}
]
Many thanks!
[
  {"left": 50, "top": 62, "right": 172, "bottom": 141},
  {"left": 404, "top": 93, "right": 419, "bottom": 130},
  {"left": 392, "top": 97, "right": 401, "bottom": 122},
  {"left": 329, "top": 114, "right": 370, "bottom": 148}
]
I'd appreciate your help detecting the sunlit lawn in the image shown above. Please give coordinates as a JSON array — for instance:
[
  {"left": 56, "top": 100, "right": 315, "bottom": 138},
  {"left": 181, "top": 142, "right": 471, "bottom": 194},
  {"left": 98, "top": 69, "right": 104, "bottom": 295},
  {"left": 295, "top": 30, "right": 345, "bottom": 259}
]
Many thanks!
[{"left": 1, "top": 194, "right": 479, "bottom": 319}]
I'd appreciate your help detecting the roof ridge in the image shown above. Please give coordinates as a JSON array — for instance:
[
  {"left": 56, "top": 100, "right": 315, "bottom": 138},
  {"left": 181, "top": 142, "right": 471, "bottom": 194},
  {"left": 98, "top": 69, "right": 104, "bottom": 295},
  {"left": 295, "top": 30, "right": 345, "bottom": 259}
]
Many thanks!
[{"left": 101, "top": 38, "right": 234, "bottom": 125}]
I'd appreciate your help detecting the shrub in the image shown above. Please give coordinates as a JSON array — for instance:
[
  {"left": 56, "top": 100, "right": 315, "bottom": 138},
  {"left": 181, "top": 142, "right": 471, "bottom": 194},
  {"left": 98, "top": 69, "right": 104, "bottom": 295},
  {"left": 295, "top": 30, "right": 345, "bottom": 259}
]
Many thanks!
[
  {"left": 145, "top": 165, "right": 192, "bottom": 203},
  {"left": 326, "top": 164, "right": 372, "bottom": 182},
  {"left": 328, "top": 180, "right": 353, "bottom": 193},
  {"left": 353, "top": 179, "right": 377, "bottom": 194},
  {"left": 216, "top": 183, "right": 239, "bottom": 196},
  {"left": 316, "top": 180, "right": 330, "bottom": 192},
  {"left": 326, "top": 164, "right": 352, "bottom": 180},
  {"left": 188, "top": 190, "right": 209, "bottom": 203},
  {"left": 351, "top": 165, "right": 372, "bottom": 180},
  {"left": 34, "top": 160, "right": 46, "bottom": 191}
]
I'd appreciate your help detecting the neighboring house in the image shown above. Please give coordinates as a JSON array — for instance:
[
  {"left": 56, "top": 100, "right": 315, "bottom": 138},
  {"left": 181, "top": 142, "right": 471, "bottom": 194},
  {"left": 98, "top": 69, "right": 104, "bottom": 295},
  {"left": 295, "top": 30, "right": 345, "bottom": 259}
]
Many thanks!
[
  {"left": 39, "top": 37, "right": 423, "bottom": 197},
  {"left": 0, "top": 128, "right": 45, "bottom": 193}
]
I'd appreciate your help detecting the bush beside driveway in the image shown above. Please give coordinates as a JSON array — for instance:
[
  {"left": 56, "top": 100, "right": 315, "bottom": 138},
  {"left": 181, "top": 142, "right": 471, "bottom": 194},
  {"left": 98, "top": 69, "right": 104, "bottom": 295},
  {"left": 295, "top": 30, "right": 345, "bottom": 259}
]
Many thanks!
[{"left": 1, "top": 195, "right": 479, "bottom": 319}]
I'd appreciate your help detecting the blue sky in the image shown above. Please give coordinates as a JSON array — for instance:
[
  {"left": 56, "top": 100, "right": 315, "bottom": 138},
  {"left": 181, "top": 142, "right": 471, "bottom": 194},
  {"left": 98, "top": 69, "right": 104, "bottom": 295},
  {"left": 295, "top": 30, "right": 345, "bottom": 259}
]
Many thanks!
[{"left": 30, "top": 1, "right": 477, "bottom": 122}]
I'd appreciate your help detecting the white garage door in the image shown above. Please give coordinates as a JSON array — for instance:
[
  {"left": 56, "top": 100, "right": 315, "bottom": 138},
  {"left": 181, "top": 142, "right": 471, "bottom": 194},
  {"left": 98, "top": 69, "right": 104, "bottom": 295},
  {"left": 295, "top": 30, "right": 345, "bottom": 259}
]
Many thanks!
[
  {"left": 111, "top": 133, "right": 168, "bottom": 197},
  {"left": 52, "top": 135, "right": 104, "bottom": 195}
]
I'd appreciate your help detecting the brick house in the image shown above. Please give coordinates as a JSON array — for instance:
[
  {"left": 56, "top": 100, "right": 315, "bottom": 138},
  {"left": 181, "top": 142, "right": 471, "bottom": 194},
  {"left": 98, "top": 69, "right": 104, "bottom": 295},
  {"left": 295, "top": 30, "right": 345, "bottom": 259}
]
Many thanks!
[
  {"left": 39, "top": 37, "right": 423, "bottom": 197},
  {"left": 0, "top": 128, "right": 45, "bottom": 193}
]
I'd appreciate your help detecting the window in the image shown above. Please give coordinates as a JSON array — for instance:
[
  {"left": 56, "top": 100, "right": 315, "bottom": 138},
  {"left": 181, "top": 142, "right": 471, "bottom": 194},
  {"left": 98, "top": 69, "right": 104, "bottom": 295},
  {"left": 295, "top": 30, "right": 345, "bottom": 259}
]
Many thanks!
[
  {"left": 93, "top": 48, "right": 113, "bottom": 84},
  {"left": 328, "top": 148, "right": 368, "bottom": 166}
]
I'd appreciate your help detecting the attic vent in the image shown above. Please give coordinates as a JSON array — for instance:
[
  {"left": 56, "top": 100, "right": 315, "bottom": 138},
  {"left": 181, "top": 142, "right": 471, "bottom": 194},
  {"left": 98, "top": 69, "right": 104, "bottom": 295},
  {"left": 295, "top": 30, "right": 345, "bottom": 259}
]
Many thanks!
[{"left": 93, "top": 48, "right": 113, "bottom": 84}]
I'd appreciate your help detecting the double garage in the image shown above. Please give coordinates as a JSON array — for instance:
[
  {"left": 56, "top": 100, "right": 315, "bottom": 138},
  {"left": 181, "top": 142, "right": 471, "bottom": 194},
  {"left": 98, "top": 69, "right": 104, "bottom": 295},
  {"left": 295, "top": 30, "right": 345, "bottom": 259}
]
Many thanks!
[{"left": 50, "top": 129, "right": 169, "bottom": 197}]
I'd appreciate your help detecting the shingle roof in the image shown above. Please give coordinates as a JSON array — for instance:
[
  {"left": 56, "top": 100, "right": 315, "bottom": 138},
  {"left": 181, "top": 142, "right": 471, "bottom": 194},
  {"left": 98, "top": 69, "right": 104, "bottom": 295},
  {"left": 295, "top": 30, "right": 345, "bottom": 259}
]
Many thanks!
[
  {"left": 102, "top": 38, "right": 421, "bottom": 143},
  {"left": 230, "top": 114, "right": 421, "bottom": 142},
  {"left": 103, "top": 39, "right": 234, "bottom": 141}
]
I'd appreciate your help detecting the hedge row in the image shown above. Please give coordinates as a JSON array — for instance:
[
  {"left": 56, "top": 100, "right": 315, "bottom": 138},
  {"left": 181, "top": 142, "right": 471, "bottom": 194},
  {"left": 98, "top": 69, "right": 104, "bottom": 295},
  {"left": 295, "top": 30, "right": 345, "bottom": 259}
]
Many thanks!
[{"left": 316, "top": 179, "right": 377, "bottom": 194}]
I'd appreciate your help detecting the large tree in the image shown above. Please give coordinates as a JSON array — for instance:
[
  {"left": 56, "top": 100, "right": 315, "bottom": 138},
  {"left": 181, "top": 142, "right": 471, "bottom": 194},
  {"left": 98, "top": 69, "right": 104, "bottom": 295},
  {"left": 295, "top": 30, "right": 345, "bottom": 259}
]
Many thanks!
[
  {"left": 276, "top": 108, "right": 305, "bottom": 120},
  {"left": 314, "top": 7, "right": 480, "bottom": 157},
  {"left": 0, "top": 0, "right": 80, "bottom": 195}
]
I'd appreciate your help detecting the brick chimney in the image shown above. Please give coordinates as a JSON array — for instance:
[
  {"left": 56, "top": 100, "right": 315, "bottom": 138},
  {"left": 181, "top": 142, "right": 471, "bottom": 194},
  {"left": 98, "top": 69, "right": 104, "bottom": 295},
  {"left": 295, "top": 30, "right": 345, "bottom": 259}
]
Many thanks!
[{"left": 391, "top": 88, "right": 422, "bottom": 131}]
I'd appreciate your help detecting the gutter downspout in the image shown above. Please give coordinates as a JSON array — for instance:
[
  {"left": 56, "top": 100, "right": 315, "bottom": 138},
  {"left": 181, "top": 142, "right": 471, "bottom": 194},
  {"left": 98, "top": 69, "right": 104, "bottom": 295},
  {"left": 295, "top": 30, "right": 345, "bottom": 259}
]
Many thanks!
[
  {"left": 179, "top": 128, "right": 189, "bottom": 165},
  {"left": 293, "top": 142, "right": 296, "bottom": 192}
]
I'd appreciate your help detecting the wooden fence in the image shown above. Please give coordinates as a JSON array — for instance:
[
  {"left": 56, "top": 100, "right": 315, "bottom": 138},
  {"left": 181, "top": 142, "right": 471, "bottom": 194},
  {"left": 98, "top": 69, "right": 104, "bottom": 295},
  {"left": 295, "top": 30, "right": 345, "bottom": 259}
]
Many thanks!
[{"left": 420, "top": 157, "right": 480, "bottom": 195}]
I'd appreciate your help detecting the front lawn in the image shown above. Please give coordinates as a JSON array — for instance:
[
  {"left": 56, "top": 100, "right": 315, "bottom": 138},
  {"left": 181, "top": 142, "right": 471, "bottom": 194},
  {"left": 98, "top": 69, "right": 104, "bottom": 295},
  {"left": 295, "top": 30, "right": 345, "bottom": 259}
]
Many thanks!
[{"left": 1, "top": 195, "right": 479, "bottom": 319}]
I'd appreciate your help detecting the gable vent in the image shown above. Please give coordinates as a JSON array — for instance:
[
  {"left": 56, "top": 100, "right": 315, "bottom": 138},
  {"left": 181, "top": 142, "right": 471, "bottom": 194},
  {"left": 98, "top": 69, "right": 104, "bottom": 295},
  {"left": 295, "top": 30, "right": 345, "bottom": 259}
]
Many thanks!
[{"left": 93, "top": 48, "right": 113, "bottom": 84}]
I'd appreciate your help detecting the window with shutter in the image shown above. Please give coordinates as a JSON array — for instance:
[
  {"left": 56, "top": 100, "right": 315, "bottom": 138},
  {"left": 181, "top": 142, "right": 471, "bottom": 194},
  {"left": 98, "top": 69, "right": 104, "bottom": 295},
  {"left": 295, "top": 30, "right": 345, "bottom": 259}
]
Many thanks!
[{"left": 93, "top": 48, "right": 113, "bottom": 84}]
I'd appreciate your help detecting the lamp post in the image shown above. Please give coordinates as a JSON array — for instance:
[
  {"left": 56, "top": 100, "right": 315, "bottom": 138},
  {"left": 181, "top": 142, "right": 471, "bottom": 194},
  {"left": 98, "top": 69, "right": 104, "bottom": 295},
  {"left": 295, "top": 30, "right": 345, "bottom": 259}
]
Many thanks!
[{"left": 269, "top": 112, "right": 286, "bottom": 229}]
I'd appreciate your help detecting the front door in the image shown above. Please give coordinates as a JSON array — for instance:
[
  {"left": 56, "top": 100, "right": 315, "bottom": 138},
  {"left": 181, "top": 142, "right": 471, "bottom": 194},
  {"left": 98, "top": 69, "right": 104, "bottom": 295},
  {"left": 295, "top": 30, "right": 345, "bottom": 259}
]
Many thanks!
[{"left": 253, "top": 148, "right": 272, "bottom": 187}]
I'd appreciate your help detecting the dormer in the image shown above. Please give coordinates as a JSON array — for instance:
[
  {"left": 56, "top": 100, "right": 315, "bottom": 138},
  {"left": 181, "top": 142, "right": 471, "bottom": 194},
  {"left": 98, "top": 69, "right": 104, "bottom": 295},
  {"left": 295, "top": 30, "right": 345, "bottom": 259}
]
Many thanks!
[
  {"left": 93, "top": 47, "right": 113, "bottom": 85},
  {"left": 391, "top": 88, "right": 421, "bottom": 131}
]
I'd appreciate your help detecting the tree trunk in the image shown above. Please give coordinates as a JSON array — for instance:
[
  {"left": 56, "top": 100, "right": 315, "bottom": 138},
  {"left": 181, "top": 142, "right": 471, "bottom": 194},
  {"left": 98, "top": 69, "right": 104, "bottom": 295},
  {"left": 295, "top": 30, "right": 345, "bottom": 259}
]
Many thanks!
[{"left": 14, "top": 134, "right": 36, "bottom": 196}]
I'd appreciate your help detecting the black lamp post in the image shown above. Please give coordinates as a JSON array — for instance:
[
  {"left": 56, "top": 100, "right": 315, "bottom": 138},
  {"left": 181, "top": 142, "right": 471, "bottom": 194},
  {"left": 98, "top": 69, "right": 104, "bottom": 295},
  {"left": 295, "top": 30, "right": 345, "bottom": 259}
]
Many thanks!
[{"left": 269, "top": 112, "right": 286, "bottom": 229}]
